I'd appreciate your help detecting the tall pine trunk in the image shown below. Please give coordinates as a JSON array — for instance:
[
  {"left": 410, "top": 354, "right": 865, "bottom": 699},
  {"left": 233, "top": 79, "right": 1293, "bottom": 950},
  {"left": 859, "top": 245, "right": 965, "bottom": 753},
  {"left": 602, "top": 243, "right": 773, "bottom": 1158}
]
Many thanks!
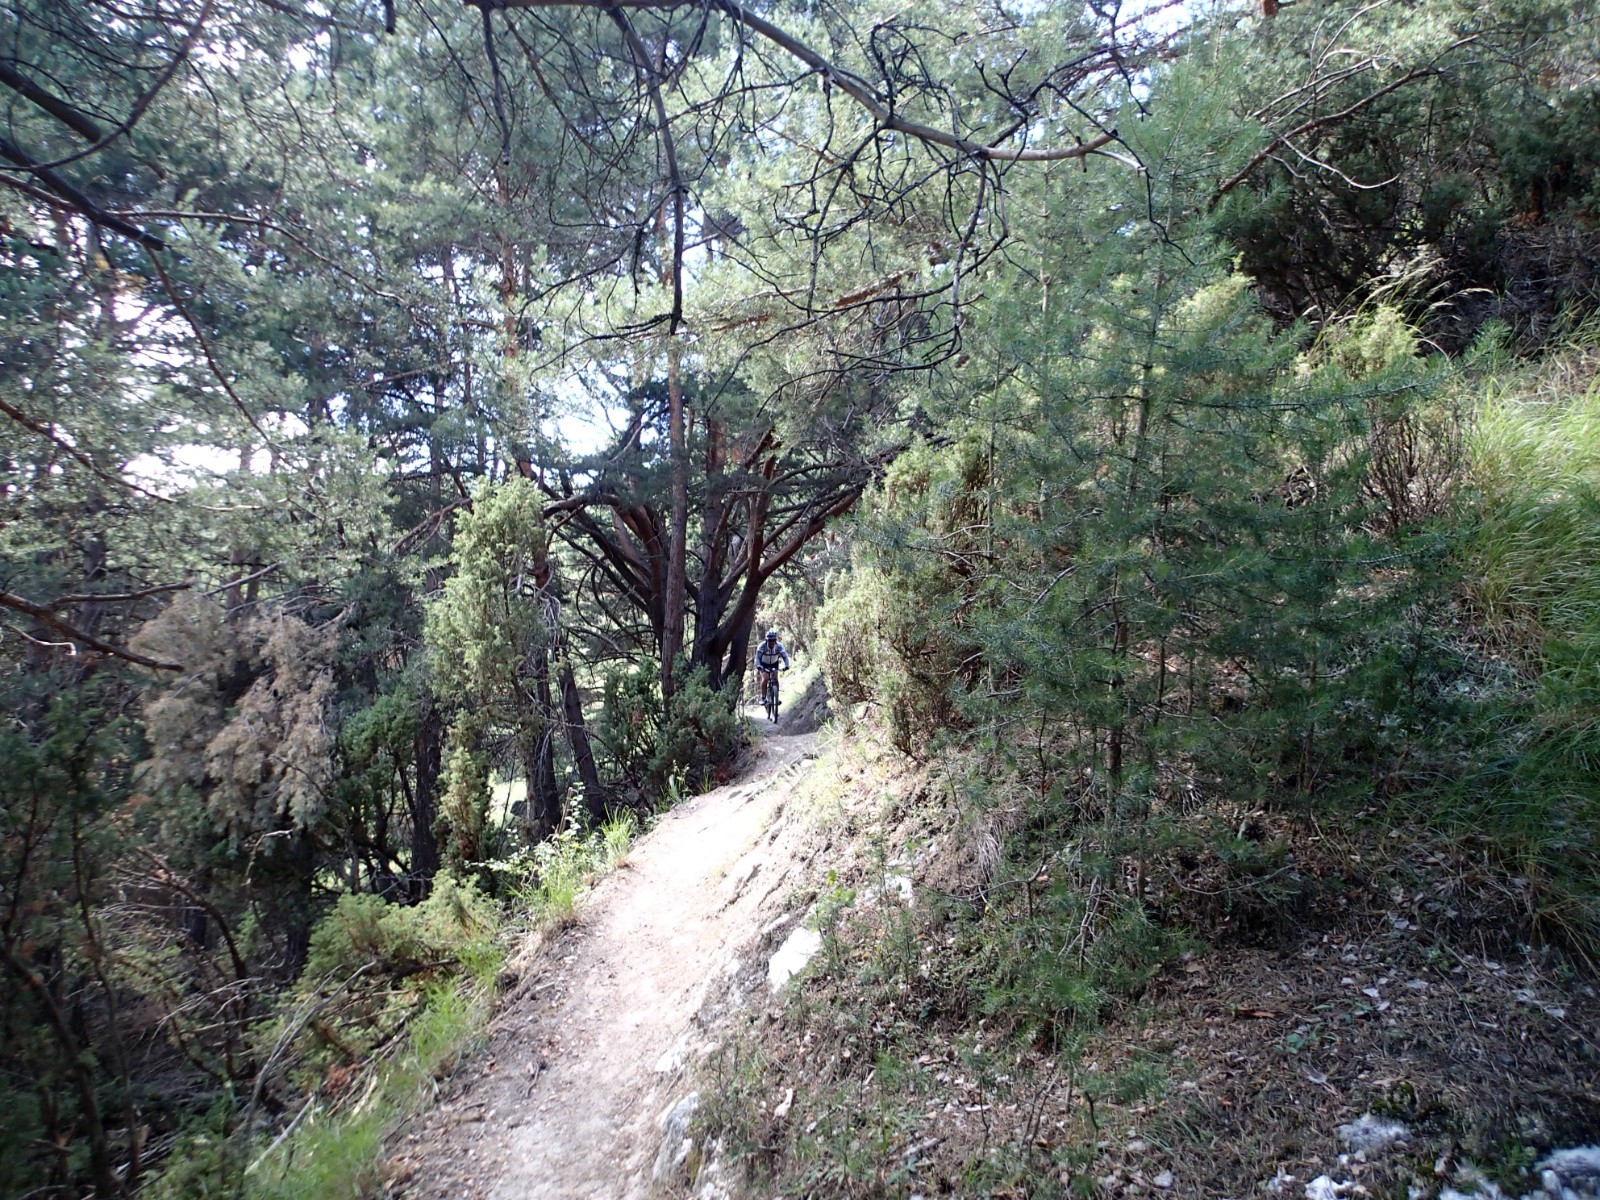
[
  {"left": 410, "top": 705, "right": 443, "bottom": 897},
  {"left": 526, "top": 650, "right": 562, "bottom": 841},
  {"left": 560, "top": 662, "right": 606, "bottom": 824},
  {"left": 661, "top": 338, "right": 689, "bottom": 708}
]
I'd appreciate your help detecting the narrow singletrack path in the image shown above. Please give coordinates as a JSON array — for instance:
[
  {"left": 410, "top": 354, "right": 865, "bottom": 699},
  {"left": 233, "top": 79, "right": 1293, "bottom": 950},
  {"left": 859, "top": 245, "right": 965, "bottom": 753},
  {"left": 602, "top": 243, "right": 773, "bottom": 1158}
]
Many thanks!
[{"left": 387, "top": 716, "right": 820, "bottom": 1200}]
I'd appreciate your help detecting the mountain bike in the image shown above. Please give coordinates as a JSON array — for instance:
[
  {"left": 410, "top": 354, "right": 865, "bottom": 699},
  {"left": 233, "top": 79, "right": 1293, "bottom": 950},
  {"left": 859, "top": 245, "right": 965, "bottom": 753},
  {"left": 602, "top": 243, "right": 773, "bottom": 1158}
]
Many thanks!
[{"left": 758, "top": 667, "right": 781, "bottom": 722}]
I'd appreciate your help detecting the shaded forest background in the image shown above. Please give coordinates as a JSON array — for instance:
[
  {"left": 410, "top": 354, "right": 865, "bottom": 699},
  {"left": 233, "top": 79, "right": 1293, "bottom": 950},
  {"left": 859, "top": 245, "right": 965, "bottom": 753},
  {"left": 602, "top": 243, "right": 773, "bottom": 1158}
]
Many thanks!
[{"left": 2, "top": 0, "right": 1598, "bottom": 1194}]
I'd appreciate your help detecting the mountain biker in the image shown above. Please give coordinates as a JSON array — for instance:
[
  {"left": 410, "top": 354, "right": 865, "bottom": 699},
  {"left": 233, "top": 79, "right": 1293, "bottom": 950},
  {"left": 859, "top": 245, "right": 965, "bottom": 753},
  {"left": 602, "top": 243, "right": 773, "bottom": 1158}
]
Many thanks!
[{"left": 754, "top": 630, "right": 790, "bottom": 708}]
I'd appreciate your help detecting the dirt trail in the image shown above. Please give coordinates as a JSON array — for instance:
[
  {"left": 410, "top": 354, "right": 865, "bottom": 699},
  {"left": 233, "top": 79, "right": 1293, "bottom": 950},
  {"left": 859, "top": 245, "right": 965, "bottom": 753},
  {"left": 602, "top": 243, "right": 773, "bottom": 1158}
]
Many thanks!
[{"left": 387, "top": 713, "right": 821, "bottom": 1200}]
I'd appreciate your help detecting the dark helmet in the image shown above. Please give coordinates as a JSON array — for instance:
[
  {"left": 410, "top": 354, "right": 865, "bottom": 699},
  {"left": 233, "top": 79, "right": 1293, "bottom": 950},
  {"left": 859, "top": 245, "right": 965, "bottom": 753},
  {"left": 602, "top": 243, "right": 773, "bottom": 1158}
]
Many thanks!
[{"left": 765, "top": 630, "right": 779, "bottom": 641}]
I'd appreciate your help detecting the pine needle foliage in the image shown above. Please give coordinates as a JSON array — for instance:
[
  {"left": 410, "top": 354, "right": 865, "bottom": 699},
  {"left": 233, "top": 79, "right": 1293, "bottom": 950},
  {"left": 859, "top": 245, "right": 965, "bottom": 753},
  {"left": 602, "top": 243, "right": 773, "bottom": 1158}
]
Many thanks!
[{"left": 816, "top": 54, "right": 1482, "bottom": 1020}]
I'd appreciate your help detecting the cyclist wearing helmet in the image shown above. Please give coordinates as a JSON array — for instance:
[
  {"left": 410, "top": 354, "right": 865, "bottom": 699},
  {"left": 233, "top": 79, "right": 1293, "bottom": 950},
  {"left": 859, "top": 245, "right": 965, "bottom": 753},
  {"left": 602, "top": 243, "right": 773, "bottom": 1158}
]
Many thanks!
[
  {"left": 754, "top": 630, "right": 790, "bottom": 717},
  {"left": 755, "top": 629, "right": 790, "bottom": 675}
]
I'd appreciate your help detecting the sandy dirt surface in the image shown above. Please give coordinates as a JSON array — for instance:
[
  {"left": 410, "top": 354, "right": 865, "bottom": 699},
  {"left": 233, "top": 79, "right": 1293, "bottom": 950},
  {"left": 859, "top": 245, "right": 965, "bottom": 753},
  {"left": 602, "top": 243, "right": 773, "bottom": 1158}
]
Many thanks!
[{"left": 385, "top": 713, "right": 821, "bottom": 1200}]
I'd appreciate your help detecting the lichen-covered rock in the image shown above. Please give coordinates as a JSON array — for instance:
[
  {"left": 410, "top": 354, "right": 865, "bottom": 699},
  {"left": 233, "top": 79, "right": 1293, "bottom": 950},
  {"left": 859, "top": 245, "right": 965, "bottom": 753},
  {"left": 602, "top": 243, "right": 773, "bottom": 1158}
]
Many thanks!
[{"left": 653, "top": 1092, "right": 701, "bottom": 1189}]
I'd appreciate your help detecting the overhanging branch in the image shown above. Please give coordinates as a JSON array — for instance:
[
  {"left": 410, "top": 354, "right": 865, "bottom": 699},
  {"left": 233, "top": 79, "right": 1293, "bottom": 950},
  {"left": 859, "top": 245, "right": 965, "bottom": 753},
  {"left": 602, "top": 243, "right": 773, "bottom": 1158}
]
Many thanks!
[
  {"left": 0, "top": 136, "right": 166, "bottom": 249},
  {"left": 0, "top": 61, "right": 105, "bottom": 142},
  {"left": 0, "top": 590, "right": 183, "bottom": 671},
  {"left": 477, "top": 0, "right": 1132, "bottom": 166}
]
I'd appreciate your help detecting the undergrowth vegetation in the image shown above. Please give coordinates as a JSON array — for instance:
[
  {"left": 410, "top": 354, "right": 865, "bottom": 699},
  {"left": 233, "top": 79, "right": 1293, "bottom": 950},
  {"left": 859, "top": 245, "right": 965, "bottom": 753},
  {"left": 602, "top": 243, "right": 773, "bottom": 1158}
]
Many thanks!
[
  {"left": 507, "top": 810, "right": 640, "bottom": 929},
  {"left": 143, "top": 877, "right": 501, "bottom": 1200},
  {"left": 816, "top": 305, "right": 1600, "bottom": 977},
  {"left": 143, "top": 809, "right": 639, "bottom": 1200},
  {"left": 699, "top": 735, "right": 1198, "bottom": 1198},
  {"left": 1440, "top": 330, "right": 1600, "bottom": 954}
]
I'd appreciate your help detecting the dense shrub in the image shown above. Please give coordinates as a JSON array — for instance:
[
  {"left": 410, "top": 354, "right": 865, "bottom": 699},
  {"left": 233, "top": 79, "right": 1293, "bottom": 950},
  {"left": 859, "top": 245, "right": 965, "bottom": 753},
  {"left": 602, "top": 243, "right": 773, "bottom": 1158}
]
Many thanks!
[
  {"left": 597, "top": 663, "right": 744, "bottom": 795},
  {"left": 302, "top": 874, "right": 498, "bottom": 986},
  {"left": 652, "top": 666, "right": 745, "bottom": 792},
  {"left": 596, "top": 664, "right": 663, "bottom": 788}
]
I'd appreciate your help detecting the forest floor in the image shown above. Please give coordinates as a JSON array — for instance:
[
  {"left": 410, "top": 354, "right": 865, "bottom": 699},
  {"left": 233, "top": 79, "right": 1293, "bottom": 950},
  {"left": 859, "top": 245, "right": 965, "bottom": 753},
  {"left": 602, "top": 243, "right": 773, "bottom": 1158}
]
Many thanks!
[
  {"left": 383, "top": 690, "right": 828, "bottom": 1200},
  {"left": 684, "top": 730, "right": 1600, "bottom": 1200}
]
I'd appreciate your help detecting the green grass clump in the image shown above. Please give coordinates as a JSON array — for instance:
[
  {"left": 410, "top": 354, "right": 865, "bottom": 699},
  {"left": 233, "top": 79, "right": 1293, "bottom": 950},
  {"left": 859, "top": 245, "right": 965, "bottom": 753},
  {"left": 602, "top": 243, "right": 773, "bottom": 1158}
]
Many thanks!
[
  {"left": 1466, "top": 361, "right": 1600, "bottom": 651},
  {"left": 513, "top": 811, "right": 640, "bottom": 929},
  {"left": 245, "top": 884, "right": 500, "bottom": 1199},
  {"left": 145, "top": 879, "right": 502, "bottom": 1200},
  {"left": 1445, "top": 337, "right": 1600, "bottom": 957},
  {"left": 245, "top": 982, "right": 486, "bottom": 1200},
  {"left": 221, "top": 814, "right": 646, "bottom": 1200}
]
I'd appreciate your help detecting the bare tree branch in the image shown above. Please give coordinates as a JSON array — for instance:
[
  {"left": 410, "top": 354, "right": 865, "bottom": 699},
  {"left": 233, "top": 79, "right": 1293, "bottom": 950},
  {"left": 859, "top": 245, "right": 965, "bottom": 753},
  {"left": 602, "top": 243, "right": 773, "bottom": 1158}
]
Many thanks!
[
  {"left": 1215, "top": 65, "right": 1444, "bottom": 199},
  {"left": 145, "top": 250, "right": 277, "bottom": 446},
  {"left": 0, "top": 590, "right": 183, "bottom": 671},
  {"left": 0, "top": 135, "right": 166, "bottom": 249},
  {"left": 0, "top": 395, "right": 175, "bottom": 503},
  {"left": 52, "top": 581, "right": 194, "bottom": 606},
  {"left": 480, "top": 0, "right": 1132, "bottom": 165},
  {"left": 17, "top": 0, "right": 217, "bottom": 174},
  {"left": 0, "top": 60, "right": 106, "bottom": 141}
]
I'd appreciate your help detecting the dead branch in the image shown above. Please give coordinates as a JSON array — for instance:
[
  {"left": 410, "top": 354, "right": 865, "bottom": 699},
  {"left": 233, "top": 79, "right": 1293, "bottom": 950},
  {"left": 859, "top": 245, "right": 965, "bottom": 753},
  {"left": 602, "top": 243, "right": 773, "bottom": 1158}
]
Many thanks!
[{"left": 0, "top": 590, "right": 183, "bottom": 671}]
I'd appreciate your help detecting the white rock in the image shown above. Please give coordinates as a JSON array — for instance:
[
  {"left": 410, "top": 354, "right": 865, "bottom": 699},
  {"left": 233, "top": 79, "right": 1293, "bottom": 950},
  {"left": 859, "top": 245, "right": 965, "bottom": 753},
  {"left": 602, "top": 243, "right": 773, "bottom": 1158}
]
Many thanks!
[
  {"left": 1337, "top": 1113, "right": 1410, "bottom": 1155},
  {"left": 692, "top": 1138, "right": 736, "bottom": 1200},
  {"left": 1306, "top": 1176, "right": 1355, "bottom": 1200},
  {"left": 768, "top": 926, "right": 823, "bottom": 991},
  {"left": 772, "top": 1087, "right": 795, "bottom": 1122},
  {"left": 1535, "top": 1146, "right": 1600, "bottom": 1197},
  {"left": 1152, "top": 1170, "right": 1174, "bottom": 1189},
  {"left": 655, "top": 1036, "right": 688, "bottom": 1074},
  {"left": 859, "top": 874, "right": 912, "bottom": 907},
  {"left": 1514, "top": 989, "right": 1569, "bottom": 1019},
  {"left": 1441, "top": 1165, "right": 1508, "bottom": 1199}
]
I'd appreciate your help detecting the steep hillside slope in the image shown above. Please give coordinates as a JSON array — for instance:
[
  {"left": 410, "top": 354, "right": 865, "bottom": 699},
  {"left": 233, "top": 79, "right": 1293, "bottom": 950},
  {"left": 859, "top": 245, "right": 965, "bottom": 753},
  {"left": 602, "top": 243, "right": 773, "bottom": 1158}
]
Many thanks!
[{"left": 687, "top": 730, "right": 1600, "bottom": 1200}]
